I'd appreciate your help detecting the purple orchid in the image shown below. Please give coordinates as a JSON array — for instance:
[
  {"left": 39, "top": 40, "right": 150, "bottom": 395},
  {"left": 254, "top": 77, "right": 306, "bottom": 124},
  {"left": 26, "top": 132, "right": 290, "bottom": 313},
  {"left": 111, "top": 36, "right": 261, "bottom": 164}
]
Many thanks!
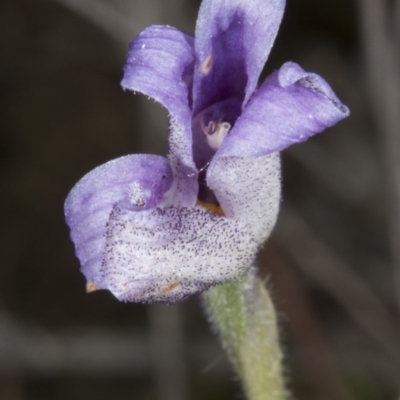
[{"left": 64, "top": 0, "right": 349, "bottom": 303}]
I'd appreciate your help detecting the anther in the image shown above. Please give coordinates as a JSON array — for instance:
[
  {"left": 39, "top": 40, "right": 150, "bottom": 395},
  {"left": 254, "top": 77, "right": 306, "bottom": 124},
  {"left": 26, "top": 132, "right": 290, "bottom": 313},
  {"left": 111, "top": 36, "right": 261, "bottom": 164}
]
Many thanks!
[
  {"left": 200, "top": 54, "right": 213, "bottom": 74},
  {"left": 200, "top": 117, "right": 231, "bottom": 150}
]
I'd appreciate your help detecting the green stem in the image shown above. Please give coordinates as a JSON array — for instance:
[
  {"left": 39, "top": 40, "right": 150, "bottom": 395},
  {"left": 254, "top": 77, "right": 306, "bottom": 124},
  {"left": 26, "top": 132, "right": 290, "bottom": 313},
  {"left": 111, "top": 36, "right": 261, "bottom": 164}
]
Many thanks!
[{"left": 202, "top": 270, "right": 287, "bottom": 400}]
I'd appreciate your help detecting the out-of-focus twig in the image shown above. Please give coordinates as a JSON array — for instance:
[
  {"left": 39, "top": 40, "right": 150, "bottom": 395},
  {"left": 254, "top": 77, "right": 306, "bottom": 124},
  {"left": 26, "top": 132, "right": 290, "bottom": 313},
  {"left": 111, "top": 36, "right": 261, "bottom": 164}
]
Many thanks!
[
  {"left": 287, "top": 139, "right": 378, "bottom": 207},
  {"left": 275, "top": 207, "right": 400, "bottom": 368},
  {"left": 394, "top": 0, "right": 400, "bottom": 47},
  {"left": 55, "top": 0, "right": 192, "bottom": 50},
  {"left": 0, "top": 311, "right": 149, "bottom": 376},
  {"left": 55, "top": 0, "right": 134, "bottom": 47},
  {"left": 148, "top": 304, "right": 187, "bottom": 400},
  {"left": 357, "top": 0, "right": 400, "bottom": 315},
  {"left": 0, "top": 311, "right": 220, "bottom": 378},
  {"left": 261, "top": 245, "right": 355, "bottom": 400}
]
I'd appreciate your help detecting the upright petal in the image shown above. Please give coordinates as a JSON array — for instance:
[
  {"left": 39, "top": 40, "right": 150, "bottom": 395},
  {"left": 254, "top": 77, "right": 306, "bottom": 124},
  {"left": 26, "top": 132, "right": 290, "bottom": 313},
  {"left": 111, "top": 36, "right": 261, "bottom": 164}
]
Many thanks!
[
  {"left": 64, "top": 155, "right": 174, "bottom": 288},
  {"left": 217, "top": 62, "right": 350, "bottom": 158},
  {"left": 192, "top": 0, "right": 285, "bottom": 116},
  {"left": 121, "top": 25, "right": 194, "bottom": 130},
  {"left": 121, "top": 25, "right": 198, "bottom": 206},
  {"left": 102, "top": 205, "right": 257, "bottom": 303}
]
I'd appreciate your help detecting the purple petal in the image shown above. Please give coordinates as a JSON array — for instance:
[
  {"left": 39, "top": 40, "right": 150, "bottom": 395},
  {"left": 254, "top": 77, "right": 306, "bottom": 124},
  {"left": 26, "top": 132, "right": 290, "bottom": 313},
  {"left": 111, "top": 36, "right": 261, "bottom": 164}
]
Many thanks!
[
  {"left": 121, "top": 25, "right": 194, "bottom": 128},
  {"left": 192, "top": 0, "right": 285, "bottom": 117},
  {"left": 217, "top": 62, "right": 350, "bottom": 158},
  {"left": 101, "top": 205, "right": 257, "bottom": 303},
  {"left": 121, "top": 25, "right": 198, "bottom": 206},
  {"left": 64, "top": 155, "right": 174, "bottom": 288},
  {"left": 207, "top": 153, "right": 281, "bottom": 243}
]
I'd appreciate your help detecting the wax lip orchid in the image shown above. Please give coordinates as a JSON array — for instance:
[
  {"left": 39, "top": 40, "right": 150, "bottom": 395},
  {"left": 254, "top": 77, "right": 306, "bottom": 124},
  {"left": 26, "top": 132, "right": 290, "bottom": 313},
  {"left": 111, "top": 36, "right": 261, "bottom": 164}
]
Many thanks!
[{"left": 64, "top": 0, "right": 349, "bottom": 303}]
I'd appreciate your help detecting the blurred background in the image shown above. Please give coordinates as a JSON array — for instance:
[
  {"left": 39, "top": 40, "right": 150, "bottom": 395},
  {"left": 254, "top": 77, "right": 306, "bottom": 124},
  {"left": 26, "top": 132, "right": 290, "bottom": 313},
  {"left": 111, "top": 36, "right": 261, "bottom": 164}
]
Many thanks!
[{"left": 1, "top": 0, "right": 399, "bottom": 399}]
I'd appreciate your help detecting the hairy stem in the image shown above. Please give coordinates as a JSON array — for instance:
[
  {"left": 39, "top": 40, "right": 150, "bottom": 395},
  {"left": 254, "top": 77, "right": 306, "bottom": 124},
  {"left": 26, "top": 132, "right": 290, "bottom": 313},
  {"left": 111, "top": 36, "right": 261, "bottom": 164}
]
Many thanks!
[{"left": 202, "top": 270, "right": 287, "bottom": 400}]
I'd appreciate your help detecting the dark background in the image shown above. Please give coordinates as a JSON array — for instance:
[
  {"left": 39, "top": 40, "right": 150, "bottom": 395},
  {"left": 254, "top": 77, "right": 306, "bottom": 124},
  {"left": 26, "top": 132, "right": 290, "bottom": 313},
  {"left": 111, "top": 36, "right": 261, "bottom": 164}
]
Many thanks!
[{"left": 1, "top": 0, "right": 399, "bottom": 399}]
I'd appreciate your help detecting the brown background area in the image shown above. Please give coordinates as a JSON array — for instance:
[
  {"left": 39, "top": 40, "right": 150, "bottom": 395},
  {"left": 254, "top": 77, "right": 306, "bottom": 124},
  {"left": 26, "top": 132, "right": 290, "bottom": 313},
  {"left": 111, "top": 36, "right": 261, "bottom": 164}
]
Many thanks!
[{"left": 0, "top": 0, "right": 399, "bottom": 399}]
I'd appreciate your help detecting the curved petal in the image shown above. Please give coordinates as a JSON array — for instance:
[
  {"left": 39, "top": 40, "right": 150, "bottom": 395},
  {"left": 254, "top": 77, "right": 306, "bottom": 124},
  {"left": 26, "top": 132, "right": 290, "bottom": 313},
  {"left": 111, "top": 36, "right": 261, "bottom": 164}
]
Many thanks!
[
  {"left": 217, "top": 62, "right": 350, "bottom": 158},
  {"left": 121, "top": 25, "right": 198, "bottom": 206},
  {"left": 192, "top": 0, "right": 285, "bottom": 116},
  {"left": 121, "top": 25, "right": 194, "bottom": 129},
  {"left": 207, "top": 153, "right": 281, "bottom": 243},
  {"left": 101, "top": 205, "right": 257, "bottom": 303},
  {"left": 64, "top": 155, "right": 174, "bottom": 288}
]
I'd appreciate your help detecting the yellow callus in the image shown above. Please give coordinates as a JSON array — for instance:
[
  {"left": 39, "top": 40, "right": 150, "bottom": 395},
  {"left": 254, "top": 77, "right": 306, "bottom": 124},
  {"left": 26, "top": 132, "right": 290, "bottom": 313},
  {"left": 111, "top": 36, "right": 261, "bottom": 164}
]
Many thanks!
[{"left": 196, "top": 200, "right": 225, "bottom": 216}]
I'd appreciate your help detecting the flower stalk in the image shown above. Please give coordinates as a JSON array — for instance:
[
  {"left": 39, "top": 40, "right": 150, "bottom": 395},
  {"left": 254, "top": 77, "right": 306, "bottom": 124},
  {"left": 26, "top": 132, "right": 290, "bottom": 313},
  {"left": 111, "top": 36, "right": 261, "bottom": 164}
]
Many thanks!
[{"left": 203, "top": 270, "right": 287, "bottom": 400}]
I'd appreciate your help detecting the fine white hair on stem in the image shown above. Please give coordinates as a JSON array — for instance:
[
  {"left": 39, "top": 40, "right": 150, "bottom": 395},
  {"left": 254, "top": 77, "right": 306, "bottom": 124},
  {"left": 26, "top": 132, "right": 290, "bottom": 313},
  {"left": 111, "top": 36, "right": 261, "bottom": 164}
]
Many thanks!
[{"left": 356, "top": 0, "right": 400, "bottom": 314}]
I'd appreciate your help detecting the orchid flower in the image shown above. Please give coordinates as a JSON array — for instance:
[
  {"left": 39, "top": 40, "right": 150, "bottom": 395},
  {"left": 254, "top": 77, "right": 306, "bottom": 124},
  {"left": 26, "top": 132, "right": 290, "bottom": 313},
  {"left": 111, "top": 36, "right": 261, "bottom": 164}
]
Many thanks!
[{"left": 64, "top": 0, "right": 349, "bottom": 304}]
